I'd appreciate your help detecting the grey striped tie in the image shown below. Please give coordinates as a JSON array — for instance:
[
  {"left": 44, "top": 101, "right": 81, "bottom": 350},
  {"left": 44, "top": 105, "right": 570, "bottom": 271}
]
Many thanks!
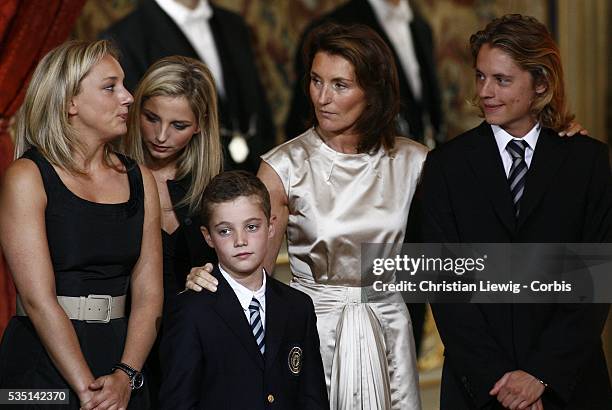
[
  {"left": 249, "top": 297, "right": 265, "bottom": 355},
  {"left": 507, "top": 140, "right": 529, "bottom": 217}
]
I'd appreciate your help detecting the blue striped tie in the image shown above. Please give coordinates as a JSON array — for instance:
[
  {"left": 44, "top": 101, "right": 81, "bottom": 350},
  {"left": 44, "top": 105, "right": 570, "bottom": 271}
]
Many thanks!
[
  {"left": 249, "top": 297, "right": 265, "bottom": 355},
  {"left": 507, "top": 140, "right": 529, "bottom": 217}
]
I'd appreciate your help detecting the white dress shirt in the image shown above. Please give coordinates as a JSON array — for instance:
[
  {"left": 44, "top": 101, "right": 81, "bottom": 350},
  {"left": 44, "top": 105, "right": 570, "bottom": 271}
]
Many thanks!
[
  {"left": 492, "top": 123, "right": 541, "bottom": 177},
  {"left": 155, "top": 0, "right": 226, "bottom": 97},
  {"left": 219, "top": 264, "right": 266, "bottom": 327},
  {"left": 368, "top": 0, "right": 422, "bottom": 100}
]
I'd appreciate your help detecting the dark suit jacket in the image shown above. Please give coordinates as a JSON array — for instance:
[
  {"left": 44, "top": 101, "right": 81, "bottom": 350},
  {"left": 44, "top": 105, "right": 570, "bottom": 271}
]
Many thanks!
[
  {"left": 103, "top": 0, "right": 275, "bottom": 173},
  {"left": 419, "top": 122, "right": 612, "bottom": 409},
  {"left": 284, "top": 0, "right": 443, "bottom": 142},
  {"left": 159, "top": 266, "right": 329, "bottom": 410}
]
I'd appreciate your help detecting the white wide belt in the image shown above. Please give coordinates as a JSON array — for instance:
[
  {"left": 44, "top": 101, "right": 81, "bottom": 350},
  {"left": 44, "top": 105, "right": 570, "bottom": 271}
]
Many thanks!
[{"left": 16, "top": 294, "right": 126, "bottom": 323}]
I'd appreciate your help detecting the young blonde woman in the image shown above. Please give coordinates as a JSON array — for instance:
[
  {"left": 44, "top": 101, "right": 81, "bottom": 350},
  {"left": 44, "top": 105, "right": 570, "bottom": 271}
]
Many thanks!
[
  {"left": 123, "top": 55, "right": 222, "bottom": 405},
  {"left": 0, "top": 40, "right": 162, "bottom": 410}
]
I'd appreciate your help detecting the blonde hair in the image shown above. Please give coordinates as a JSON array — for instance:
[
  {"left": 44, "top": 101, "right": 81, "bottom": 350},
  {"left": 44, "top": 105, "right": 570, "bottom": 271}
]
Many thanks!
[
  {"left": 125, "top": 56, "right": 222, "bottom": 215},
  {"left": 470, "top": 14, "right": 574, "bottom": 131},
  {"left": 14, "top": 40, "right": 120, "bottom": 173}
]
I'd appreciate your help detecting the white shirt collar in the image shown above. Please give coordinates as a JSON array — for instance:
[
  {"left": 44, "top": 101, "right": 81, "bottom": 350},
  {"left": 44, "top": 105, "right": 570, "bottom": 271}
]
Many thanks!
[
  {"left": 492, "top": 122, "right": 541, "bottom": 154},
  {"left": 218, "top": 264, "right": 266, "bottom": 313},
  {"left": 368, "top": 0, "right": 413, "bottom": 23},
  {"left": 155, "top": 0, "right": 212, "bottom": 25}
]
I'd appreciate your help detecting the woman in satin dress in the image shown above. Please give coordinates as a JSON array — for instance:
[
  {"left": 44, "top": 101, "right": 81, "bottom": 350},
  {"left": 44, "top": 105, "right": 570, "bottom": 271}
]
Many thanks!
[
  {"left": 259, "top": 23, "right": 425, "bottom": 409},
  {"left": 189, "top": 23, "right": 425, "bottom": 409}
]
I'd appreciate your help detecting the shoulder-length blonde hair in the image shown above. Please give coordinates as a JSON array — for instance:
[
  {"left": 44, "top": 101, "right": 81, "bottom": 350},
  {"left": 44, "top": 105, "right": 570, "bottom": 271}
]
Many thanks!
[
  {"left": 14, "top": 40, "right": 120, "bottom": 173},
  {"left": 470, "top": 14, "right": 574, "bottom": 131},
  {"left": 124, "top": 56, "right": 222, "bottom": 215}
]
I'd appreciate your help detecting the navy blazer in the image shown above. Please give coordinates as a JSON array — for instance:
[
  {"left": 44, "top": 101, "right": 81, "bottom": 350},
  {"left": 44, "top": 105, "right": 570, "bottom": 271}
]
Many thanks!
[
  {"left": 159, "top": 266, "right": 329, "bottom": 409},
  {"left": 419, "top": 122, "right": 612, "bottom": 409}
]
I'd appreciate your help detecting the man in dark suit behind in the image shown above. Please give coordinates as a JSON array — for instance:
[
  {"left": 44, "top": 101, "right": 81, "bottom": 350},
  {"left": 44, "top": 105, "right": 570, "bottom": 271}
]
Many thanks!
[
  {"left": 285, "top": 0, "right": 443, "bottom": 145},
  {"left": 103, "top": 0, "right": 275, "bottom": 174},
  {"left": 419, "top": 15, "right": 612, "bottom": 410},
  {"left": 159, "top": 171, "right": 328, "bottom": 409}
]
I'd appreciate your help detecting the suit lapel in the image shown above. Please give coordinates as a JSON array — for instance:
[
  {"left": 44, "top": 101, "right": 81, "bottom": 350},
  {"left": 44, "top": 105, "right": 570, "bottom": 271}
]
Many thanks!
[
  {"left": 352, "top": 0, "right": 417, "bottom": 104},
  {"left": 143, "top": 1, "right": 199, "bottom": 60},
  {"left": 410, "top": 19, "right": 430, "bottom": 105},
  {"left": 208, "top": 7, "right": 242, "bottom": 128},
  {"left": 517, "top": 129, "right": 568, "bottom": 230},
  {"left": 212, "top": 267, "right": 264, "bottom": 370},
  {"left": 264, "top": 278, "right": 289, "bottom": 371},
  {"left": 466, "top": 122, "right": 516, "bottom": 234}
]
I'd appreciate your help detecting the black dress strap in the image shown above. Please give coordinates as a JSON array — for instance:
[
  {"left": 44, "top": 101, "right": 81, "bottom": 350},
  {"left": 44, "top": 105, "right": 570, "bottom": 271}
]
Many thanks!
[
  {"left": 115, "top": 151, "right": 144, "bottom": 215},
  {"left": 21, "top": 147, "right": 61, "bottom": 198}
]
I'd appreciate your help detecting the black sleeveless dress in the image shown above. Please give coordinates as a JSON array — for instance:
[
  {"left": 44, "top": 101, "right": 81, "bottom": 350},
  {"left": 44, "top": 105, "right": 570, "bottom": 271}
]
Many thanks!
[{"left": 0, "top": 148, "right": 149, "bottom": 409}]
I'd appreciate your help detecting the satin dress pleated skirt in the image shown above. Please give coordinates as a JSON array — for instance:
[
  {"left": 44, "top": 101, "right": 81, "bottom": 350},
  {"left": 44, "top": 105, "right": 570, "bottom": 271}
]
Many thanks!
[{"left": 262, "top": 129, "right": 428, "bottom": 410}]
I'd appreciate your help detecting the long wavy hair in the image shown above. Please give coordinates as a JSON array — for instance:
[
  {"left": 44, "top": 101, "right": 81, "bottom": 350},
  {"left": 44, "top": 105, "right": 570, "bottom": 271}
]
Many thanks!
[
  {"left": 14, "top": 40, "right": 120, "bottom": 173},
  {"left": 470, "top": 14, "right": 574, "bottom": 131},
  {"left": 124, "top": 55, "right": 222, "bottom": 215}
]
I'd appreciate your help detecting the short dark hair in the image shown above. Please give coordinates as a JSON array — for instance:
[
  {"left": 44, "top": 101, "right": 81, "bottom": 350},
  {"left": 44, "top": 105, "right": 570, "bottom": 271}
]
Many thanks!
[
  {"left": 302, "top": 22, "right": 400, "bottom": 153},
  {"left": 200, "top": 170, "right": 271, "bottom": 228},
  {"left": 469, "top": 14, "right": 573, "bottom": 131}
]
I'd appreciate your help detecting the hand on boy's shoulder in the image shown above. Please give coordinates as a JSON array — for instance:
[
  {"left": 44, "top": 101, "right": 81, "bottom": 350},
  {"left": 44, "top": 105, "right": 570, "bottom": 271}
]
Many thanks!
[{"left": 185, "top": 263, "right": 218, "bottom": 293}]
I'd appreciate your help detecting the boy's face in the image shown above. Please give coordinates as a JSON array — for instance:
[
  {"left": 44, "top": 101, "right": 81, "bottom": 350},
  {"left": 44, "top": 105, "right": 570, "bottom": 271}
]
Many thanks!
[{"left": 201, "top": 195, "right": 275, "bottom": 278}]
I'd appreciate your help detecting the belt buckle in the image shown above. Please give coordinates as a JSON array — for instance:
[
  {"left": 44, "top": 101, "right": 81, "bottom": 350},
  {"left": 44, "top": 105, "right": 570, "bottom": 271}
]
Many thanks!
[{"left": 85, "top": 294, "right": 112, "bottom": 323}]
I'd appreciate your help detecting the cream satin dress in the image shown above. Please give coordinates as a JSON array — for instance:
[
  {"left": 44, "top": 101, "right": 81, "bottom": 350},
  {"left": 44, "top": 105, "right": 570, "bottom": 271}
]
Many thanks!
[{"left": 262, "top": 128, "right": 427, "bottom": 410}]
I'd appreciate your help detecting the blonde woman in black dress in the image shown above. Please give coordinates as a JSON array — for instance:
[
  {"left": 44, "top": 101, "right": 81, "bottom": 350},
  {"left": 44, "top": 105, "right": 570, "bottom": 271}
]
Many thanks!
[{"left": 0, "top": 40, "right": 162, "bottom": 409}]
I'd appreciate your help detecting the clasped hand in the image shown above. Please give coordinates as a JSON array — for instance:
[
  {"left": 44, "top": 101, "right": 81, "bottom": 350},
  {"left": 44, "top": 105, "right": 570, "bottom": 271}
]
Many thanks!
[
  {"left": 490, "top": 370, "right": 545, "bottom": 410},
  {"left": 80, "top": 371, "right": 132, "bottom": 410}
]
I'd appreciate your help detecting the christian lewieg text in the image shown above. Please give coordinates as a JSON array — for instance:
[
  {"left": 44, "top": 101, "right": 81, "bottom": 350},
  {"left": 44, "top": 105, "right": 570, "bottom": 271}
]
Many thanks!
[{"left": 372, "top": 280, "right": 572, "bottom": 294}]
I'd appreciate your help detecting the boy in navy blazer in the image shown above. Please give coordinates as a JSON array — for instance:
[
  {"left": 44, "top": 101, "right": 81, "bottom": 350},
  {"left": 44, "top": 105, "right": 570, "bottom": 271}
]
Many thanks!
[{"left": 159, "top": 170, "right": 328, "bottom": 409}]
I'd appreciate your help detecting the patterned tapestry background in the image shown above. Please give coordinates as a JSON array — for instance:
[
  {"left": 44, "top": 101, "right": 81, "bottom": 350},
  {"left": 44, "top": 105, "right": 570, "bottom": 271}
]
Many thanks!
[{"left": 72, "top": 0, "right": 548, "bottom": 143}]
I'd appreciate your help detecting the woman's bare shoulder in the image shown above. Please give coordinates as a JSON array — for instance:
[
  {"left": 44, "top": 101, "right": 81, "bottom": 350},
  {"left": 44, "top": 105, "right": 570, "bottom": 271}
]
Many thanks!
[
  {"left": 3, "top": 158, "right": 43, "bottom": 188},
  {"left": 1, "top": 158, "right": 46, "bottom": 206}
]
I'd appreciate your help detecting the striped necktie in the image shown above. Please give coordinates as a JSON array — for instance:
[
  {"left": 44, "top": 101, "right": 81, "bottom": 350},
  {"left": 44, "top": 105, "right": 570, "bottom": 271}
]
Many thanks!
[
  {"left": 507, "top": 140, "right": 529, "bottom": 217},
  {"left": 249, "top": 297, "right": 265, "bottom": 355}
]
